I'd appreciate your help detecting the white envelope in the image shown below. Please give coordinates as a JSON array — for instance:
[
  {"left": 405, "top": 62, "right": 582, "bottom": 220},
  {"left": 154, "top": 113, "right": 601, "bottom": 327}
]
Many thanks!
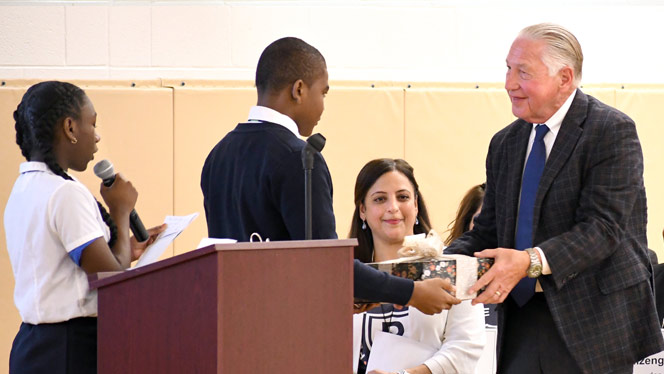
[{"left": 366, "top": 331, "right": 436, "bottom": 373}]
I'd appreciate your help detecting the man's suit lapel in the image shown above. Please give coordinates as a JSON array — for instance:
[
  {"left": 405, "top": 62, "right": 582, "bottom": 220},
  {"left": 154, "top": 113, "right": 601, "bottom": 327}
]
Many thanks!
[
  {"left": 495, "top": 123, "right": 531, "bottom": 367},
  {"left": 504, "top": 121, "right": 531, "bottom": 248},
  {"left": 533, "top": 90, "right": 587, "bottom": 235}
]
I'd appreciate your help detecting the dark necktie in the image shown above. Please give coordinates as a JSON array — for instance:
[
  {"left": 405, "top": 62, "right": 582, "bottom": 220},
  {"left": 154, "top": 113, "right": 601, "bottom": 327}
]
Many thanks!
[{"left": 512, "top": 124, "right": 549, "bottom": 307}]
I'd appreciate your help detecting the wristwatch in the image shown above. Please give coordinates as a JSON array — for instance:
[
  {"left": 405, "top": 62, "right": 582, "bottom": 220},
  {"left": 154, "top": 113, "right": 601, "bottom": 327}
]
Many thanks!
[{"left": 525, "top": 247, "right": 542, "bottom": 278}]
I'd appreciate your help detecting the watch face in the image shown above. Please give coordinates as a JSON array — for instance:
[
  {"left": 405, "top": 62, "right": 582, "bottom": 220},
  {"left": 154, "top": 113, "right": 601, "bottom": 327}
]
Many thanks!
[{"left": 528, "top": 264, "right": 542, "bottom": 278}]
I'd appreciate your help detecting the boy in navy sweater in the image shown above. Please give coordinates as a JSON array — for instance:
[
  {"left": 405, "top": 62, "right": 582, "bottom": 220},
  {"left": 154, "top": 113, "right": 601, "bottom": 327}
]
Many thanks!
[{"left": 201, "top": 37, "right": 456, "bottom": 314}]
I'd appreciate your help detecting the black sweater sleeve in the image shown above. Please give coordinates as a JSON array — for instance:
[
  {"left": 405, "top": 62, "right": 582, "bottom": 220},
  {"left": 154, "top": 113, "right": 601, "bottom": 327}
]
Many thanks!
[{"left": 353, "top": 259, "right": 413, "bottom": 305}]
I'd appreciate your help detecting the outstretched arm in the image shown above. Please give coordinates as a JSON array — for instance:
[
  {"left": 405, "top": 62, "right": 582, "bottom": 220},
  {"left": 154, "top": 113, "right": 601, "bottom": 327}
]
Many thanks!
[{"left": 354, "top": 260, "right": 460, "bottom": 315}]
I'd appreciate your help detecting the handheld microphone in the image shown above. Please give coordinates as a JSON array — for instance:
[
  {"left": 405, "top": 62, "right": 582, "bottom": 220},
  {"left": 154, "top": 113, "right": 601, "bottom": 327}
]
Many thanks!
[
  {"left": 93, "top": 159, "right": 149, "bottom": 242},
  {"left": 301, "top": 134, "right": 326, "bottom": 240}
]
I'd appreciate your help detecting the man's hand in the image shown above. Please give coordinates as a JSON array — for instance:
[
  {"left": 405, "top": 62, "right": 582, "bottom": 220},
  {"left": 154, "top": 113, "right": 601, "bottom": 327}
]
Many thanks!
[
  {"left": 468, "top": 248, "right": 531, "bottom": 305},
  {"left": 407, "top": 278, "right": 461, "bottom": 315}
]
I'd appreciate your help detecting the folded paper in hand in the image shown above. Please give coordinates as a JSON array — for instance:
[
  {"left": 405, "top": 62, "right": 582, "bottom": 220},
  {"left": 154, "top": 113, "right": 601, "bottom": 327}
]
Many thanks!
[
  {"left": 133, "top": 213, "right": 199, "bottom": 268},
  {"left": 367, "top": 230, "right": 493, "bottom": 299}
]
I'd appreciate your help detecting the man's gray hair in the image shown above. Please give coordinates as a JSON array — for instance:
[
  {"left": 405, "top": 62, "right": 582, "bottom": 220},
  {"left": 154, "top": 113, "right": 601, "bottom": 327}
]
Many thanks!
[{"left": 519, "top": 23, "right": 583, "bottom": 86}]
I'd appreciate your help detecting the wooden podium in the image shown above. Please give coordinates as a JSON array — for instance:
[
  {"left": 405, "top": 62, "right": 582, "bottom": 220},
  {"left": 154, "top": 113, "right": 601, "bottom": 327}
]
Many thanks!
[{"left": 90, "top": 239, "right": 357, "bottom": 373}]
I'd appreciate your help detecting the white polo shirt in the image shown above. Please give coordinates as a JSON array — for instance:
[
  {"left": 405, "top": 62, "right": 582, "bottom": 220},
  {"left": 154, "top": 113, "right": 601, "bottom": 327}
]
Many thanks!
[{"left": 4, "top": 162, "right": 108, "bottom": 324}]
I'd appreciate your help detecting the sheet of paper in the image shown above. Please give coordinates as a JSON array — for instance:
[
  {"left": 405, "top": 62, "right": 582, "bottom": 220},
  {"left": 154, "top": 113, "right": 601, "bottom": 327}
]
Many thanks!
[
  {"left": 196, "top": 237, "right": 237, "bottom": 249},
  {"left": 133, "top": 212, "right": 199, "bottom": 268},
  {"left": 633, "top": 329, "right": 664, "bottom": 373},
  {"left": 366, "top": 331, "right": 436, "bottom": 373}
]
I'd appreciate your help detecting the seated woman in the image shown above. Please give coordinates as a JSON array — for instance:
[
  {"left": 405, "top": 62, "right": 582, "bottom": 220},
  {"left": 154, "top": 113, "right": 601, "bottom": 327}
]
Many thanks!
[
  {"left": 349, "top": 159, "right": 485, "bottom": 374},
  {"left": 444, "top": 183, "right": 485, "bottom": 246}
]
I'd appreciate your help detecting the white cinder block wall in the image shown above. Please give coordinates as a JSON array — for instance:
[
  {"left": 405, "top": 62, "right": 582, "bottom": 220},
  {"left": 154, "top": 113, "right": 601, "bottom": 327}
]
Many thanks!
[{"left": 1, "top": 0, "right": 664, "bottom": 83}]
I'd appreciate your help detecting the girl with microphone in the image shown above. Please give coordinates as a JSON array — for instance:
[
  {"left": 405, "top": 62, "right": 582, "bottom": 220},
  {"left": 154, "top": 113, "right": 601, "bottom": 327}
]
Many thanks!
[{"left": 4, "top": 81, "right": 165, "bottom": 374}]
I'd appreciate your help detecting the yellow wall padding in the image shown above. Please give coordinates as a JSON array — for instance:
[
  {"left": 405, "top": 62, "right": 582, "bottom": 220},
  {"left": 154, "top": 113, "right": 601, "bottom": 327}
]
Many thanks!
[
  {"left": 616, "top": 89, "right": 664, "bottom": 255},
  {"left": 404, "top": 88, "right": 515, "bottom": 236},
  {"left": 320, "top": 87, "right": 406, "bottom": 238},
  {"left": 172, "top": 87, "right": 257, "bottom": 254},
  {"left": 1, "top": 81, "right": 663, "bottom": 371},
  {"left": 75, "top": 87, "right": 175, "bottom": 247},
  {"left": 171, "top": 86, "right": 405, "bottom": 253},
  {"left": 580, "top": 87, "right": 616, "bottom": 107},
  {"left": 0, "top": 87, "right": 28, "bottom": 374}
]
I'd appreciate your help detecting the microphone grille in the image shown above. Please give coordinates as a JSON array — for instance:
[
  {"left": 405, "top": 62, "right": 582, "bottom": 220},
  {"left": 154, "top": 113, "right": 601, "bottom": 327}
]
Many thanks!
[{"left": 93, "top": 159, "right": 114, "bottom": 180}]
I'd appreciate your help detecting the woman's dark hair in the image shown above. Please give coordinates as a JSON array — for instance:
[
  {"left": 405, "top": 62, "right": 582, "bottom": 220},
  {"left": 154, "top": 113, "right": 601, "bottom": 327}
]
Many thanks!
[
  {"left": 444, "top": 183, "right": 486, "bottom": 246},
  {"left": 14, "top": 81, "right": 118, "bottom": 248},
  {"left": 348, "top": 158, "right": 431, "bottom": 263}
]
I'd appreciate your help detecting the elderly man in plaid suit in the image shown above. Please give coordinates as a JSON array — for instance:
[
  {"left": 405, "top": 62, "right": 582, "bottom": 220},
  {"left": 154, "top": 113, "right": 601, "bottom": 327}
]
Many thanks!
[{"left": 445, "top": 23, "right": 664, "bottom": 374}]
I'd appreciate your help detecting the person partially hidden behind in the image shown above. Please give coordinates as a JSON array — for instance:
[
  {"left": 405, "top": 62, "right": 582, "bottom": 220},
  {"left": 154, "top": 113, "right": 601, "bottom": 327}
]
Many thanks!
[
  {"left": 445, "top": 23, "right": 664, "bottom": 373},
  {"left": 201, "top": 37, "right": 456, "bottom": 315},
  {"left": 350, "top": 159, "right": 485, "bottom": 374},
  {"left": 444, "top": 183, "right": 485, "bottom": 247},
  {"left": 5, "top": 81, "right": 164, "bottom": 374},
  {"left": 444, "top": 183, "right": 499, "bottom": 327}
]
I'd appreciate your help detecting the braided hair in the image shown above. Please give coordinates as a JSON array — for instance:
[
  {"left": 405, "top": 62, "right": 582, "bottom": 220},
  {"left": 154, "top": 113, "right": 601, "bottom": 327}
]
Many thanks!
[{"left": 14, "top": 81, "right": 118, "bottom": 248}]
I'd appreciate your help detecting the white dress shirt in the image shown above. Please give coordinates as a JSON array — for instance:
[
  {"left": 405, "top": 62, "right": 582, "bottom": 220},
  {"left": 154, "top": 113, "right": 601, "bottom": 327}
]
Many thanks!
[
  {"left": 247, "top": 105, "right": 301, "bottom": 137},
  {"left": 520, "top": 89, "right": 577, "bottom": 281}
]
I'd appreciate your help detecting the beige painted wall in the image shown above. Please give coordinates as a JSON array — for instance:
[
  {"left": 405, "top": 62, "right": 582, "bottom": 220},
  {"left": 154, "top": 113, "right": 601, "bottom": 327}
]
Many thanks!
[{"left": 0, "top": 81, "right": 663, "bottom": 370}]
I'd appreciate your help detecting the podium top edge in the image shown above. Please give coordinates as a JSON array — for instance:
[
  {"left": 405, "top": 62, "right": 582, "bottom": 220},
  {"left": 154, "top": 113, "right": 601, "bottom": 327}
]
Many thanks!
[
  {"left": 89, "top": 238, "right": 358, "bottom": 290},
  {"left": 209, "top": 238, "right": 358, "bottom": 251}
]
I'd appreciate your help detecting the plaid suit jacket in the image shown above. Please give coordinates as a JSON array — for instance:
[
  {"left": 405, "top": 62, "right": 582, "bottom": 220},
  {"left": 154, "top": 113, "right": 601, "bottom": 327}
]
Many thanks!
[{"left": 446, "top": 90, "right": 664, "bottom": 373}]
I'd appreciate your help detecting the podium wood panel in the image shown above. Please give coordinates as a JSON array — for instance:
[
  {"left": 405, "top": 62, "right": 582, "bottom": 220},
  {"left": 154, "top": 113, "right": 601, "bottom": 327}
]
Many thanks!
[{"left": 92, "top": 239, "right": 356, "bottom": 373}]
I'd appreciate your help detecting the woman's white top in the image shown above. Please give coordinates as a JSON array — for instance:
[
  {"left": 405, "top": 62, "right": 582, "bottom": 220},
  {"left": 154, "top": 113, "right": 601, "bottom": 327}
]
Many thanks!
[
  {"left": 4, "top": 162, "right": 108, "bottom": 324},
  {"left": 353, "top": 299, "right": 486, "bottom": 374}
]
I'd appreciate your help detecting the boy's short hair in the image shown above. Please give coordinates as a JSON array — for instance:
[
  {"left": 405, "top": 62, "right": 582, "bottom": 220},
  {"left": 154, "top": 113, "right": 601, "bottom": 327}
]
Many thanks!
[{"left": 255, "top": 37, "right": 326, "bottom": 95}]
